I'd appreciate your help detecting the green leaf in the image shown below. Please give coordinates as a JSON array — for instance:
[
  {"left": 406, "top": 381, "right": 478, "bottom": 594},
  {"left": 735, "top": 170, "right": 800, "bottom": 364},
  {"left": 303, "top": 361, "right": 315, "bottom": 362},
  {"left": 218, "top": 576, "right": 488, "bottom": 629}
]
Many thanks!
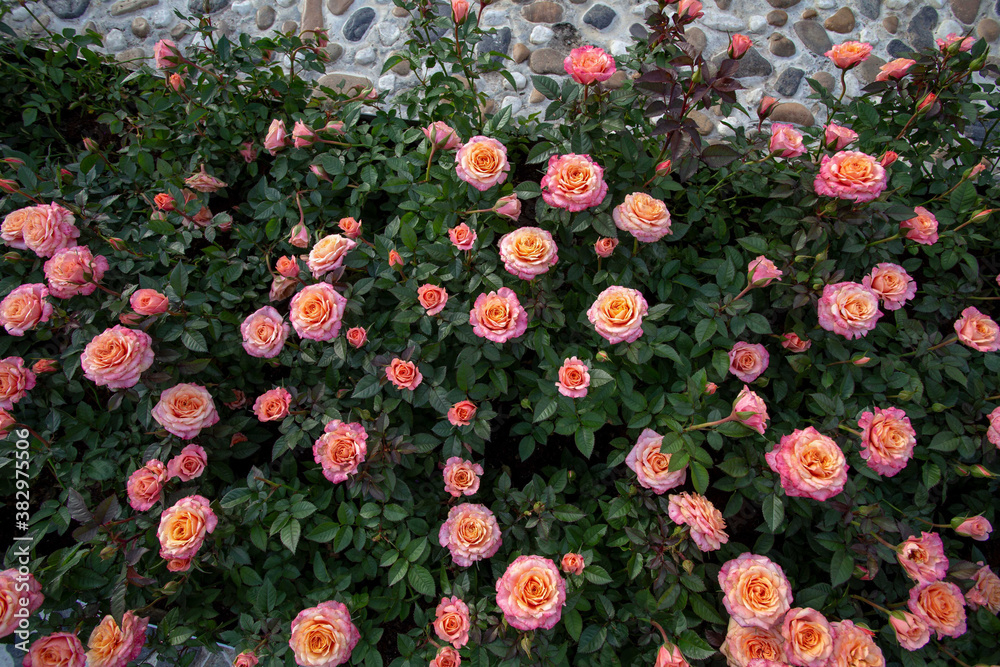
[
  {"left": 382, "top": 503, "right": 407, "bottom": 522},
  {"left": 577, "top": 625, "right": 607, "bottom": 654},
  {"left": 689, "top": 461, "right": 709, "bottom": 494},
  {"left": 457, "top": 362, "right": 476, "bottom": 393},
  {"left": 688, "top": 593, "right": 723, "bottom": 624},
  {"left": 407, "top": 564, "right": 435, "bottom": 597},
  {"left": 702, "top": 144, "right": 741, "bottom": 169},
  {"left": 583, "top": 565, "right": 614, "bottom": 586},
  {"left": 531, "top": 75, "right": 561, "bottom": 100},
  {"left": 830, "top": 548, "right": 853, "bottom": 587},
  {"left": 352, "top": 374, "right": 381, "bottom": 399},
  {"left": 575, "top": 428, "right": 595, "bottom": 458},
  {"left": 676, "top": 631, "right": 714, "bottom": 660},
  {"left": 762, "top": 494, "right": 784, "bottom": 532},
  {"left": 694, "top": 318, "right": 717, "bottom": 345},
  {"left": 280, "top": 519, "right": 301, "bottom": 553},
  {"left": 564, "top": 608, "right": 583, "bottom": 641},
  {"left": 551, "top": 504, "right": 585, "bottom": 522},
  {"left": 181, "top": 330, "right": 208, "bottom": 353},
  {"left": 950, "top": 180, "right": 978, "bottom": 214},
  {"left": 388, "top": 558, "right": 409, "bottom": 586},
  {"left": 745, "top": 313, "right": 771, "bottom": 334},
  {"left": 306, "top": 521, "right": 339, "bottom": 543},
  {"left": 533, "top": 398, "right": 558, "bottom": 422}
]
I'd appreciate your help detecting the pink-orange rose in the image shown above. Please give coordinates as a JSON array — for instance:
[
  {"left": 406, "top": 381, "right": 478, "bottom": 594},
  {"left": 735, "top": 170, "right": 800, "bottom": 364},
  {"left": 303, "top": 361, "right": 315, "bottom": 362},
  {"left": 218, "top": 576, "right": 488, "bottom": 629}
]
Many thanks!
[
  {"left": 337, "top": 217, "right": 362, "bottom": 239},
  {"left": 889, "top": 611, "right": 930, "bottom": 651},
  {"left": 494, "top": 194, "right": 521, "bottom": 221},
  {"left": 733, "top": 385, "right": 769, "bottom": 435},
  {"left": 954, "top": 516, "right": 992, "bottom": 541},
  {"left": 0, "top": 357, "right": 36, "bottom": 410},
  {"left": 876, "top": 58, "right": 916, "bottom": 81},
  {"left": 241, "top": 306, "right": 291, "bottom": 358},
  {"left": 276, "top": 256, "right": 299, "bottom": 278},
  {"left": 728, "top": 34, "right": 752, "bottom": 59},
  {"left": 769, "top": 124, "right": 806, "bottom": 158},
  {"left": 781, "top": 332, "right": 811, "bottom": 353},
  {"left": 433, "top": 596, "right": 470, "bottom": 649},
  {"left": 817, "top": 282, "right": 882, "bottom": 339},
  {"left": 131, "top": 289, "right": 170, "bottom": 316},
  {"left": 346, "top": 326, "right": 367, "bottom": 348},
  {"left": 900, "top": 206, "right": 939, "bottom": 245},
  {"left": 430, "top": 647, "right": 460, "bottom": 667},
  {"left": 448, "top": 400, "right": 477, "bottom": 426},
  {"left": 184, "top": 165, "right": 227, "bottom": 193},
  {"left": 385, "top": 358, "right": 422, "bottom": 390},
  {"left": 85, "top": 612, "right": 148, "bottom": 667},
  {"left": 80, "top": 325, "right": 155, "bottom": 389},
  {"left": 765, "top": 426, "right": 848, "bottom": 501},
  {"left": 290, "top": 283, "right": 348, "bottom": 341},
  {"left": 455, "top": 136, "right": 509, "bottom": 191},
  {"left": 292, "top": 120, "right": 316, "bottom": 148},
  {"left": 721, "top": 619, "right": 786, "bottom": 667},
  {"left": 166, "top": 443, "right": 207, "bottom": 481},
  {"left": 825, "top": 40, "right": 872, "bottom": 68},
  {"left": 718, "top": 553, "right": 792, "bottom": 629},
  {"left": 823, "top": 123, "right": 858, "bottom": 151},
  {"left": 613, "top": 192, "right": 672, "bottom": 242},
  {"left": 469, "top": 288, "right": 528, "bottom": 343},
  {"left": 448, "top": 223, "right": 477, "bottom": 251},
  {"left": 43, "top": 246, "right": 109, "bottom": 298},
  {"left": 560, "top": 553, "right": 585, "bottom": 576},
  {"left": 594, "top": 237, "right": 618, "bottom": 257},
  {"left": 667, "top": 491, "right": 728, "bottom": 551},
  {"left": 555, "top": 356, "right": 590, "bottom": 398},
  {"left": 24, "top": 633, "right": 86, "bottom": 667},
  {"left": 897, "top": 531, "right": 948, "bottom": 585},
  {"left": 423, "top": 122, "right": 461, "bottom": 150},
  {"left": 264, "top": 119, "right": 288, "bottom": 155},
  {"left": 153, "top": 39, "right": 179, "bottom": 68},
  {"left": 439, "top": 503, "right": 502, "bottom": 566},
  {"left": 253, "top": 387, "right": 292, "bottom": 422},
  {"left": 541, "top": 153, "right": 608, "bottom": 212},
  {"left": 587, "top": 285, "right": 648, "bottom": 344},
  {"left": 313, "top": 420, "right": 367, "bottom": 483},
  {"left": 908, "top": 581, "right": 967, "bottom": 639},
  {"left": 729, "top": 342, "right": 769, "bottom": 382},
  {"left": 814, "top": 151, "right": 887, "bottom": 203},
  {"left": 442, "top": 457, "right": 483, "bottom": 497},
  {"left": 654, "top": 644, "right": 690, "bottom": 667},
  {"left": 288, "top": 601, "right": 359, "bottom": 667},
  {"left": 21, "top": 203, "right": 79, "bottom": 258},
  {"left": 748, "top": 256, "right": 782, "bottom": 286},
  {"left": 781, "top": 608, "right": 834, "bottom": 667},
  {"left": 157, "top": 494, "right": 217, "bottom": 568},
  {"left": 966, "top": 564, "right": 1000, "bottom": 614},
  {"left": 954, "top": 306, "right": 1000, "bottom": 352},
  {"left": 307, "top": 234, "right": 356, "bottom": 278},
  {"left": 152, "top": 383, "right": 220, "bottom": 440},
  {"left": 495, "top": 555, "right": 566, "bottom": 631},
  {"left": 625, "top": 428, "right": 686, "bottom": 494},
  {"left": 563, "top": 45, "right": 616, "bottom": 84},
  {"left": 499, "top": 226, "right": 558, "bottom": 279},
  {"left": 858, "top": 406, "right": 915, "bottom": 477},
  {"left": 0, "top": 569, "right": 43, "bottom": 639},
  {"left": 126, "top": 459, "right": 166, "bottom": 511},
  {"left": 0, "top": 284, "right": 53, "bottom": 336},
  {"left": 417, "top": 284, "right": 449, "bottom": 315},
  {"left": 862, "top": 263, "right": 916, "bottom": 311},
  {"left": 828, "top": 620, "right": 884, "bottom": 667},
  {"left": 233, "top": 652, "right": 258, "bottom": 667}
]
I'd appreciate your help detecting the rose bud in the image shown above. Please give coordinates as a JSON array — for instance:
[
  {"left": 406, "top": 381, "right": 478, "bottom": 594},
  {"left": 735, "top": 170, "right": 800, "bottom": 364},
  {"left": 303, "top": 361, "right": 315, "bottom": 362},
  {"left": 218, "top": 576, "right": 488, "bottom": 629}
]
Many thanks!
[
  {"left": 83, "top": 137, "right": 100, "bottom": 153},
  {"left": 677, "top": 0, "right": 703, "bottom": 20},
  {"left": 292, "top": 120, "right": 317, "bottom": 148},
  {"left": 494, "top": 194, "right": 521, "bottom": 221},
  {"left": 107, "top": 238, "right": 127, "bottom": 251},
  {"left": 59, "top": 168, "right": 74, "bottom": 184},
  {"left": 880, "top": 151, "right": 898, "bottom": 167},
  {"left": 239, "top": 142, "right": 258, "bottom": 163},
  {"left": 758, "top": 96, "right": 778, "bottom": 119},
  {"left": 276, "top": 256, "right": 299, "bottom": 278},
  {"left": 596, "top": 350, "right": 609, "bottom": 362},
  {"left": 853, "top": 356, "right": 871, "bottom": 365},
  {"left": 705, "top": 382, "right": 718, "bottom": 395},
  {"left": 916, "top": 93, "right": 937, "bottom": 113},
  {"left": 728, "top": 34, "right": 752, "bottom": 59},
  {"left": 324, "top": 120, "right": 345, "bottom": 134},
  {"left": 310, "top": 164, "right": 332, "bottom": 181},
  {"left": 0, "top": 179, "right": 17, "bottom": 194},
  {"left": 389, "top": 249, "right": 404, "bottom": 267},
  {"left": 452, "top": 0, "right": 469, "bottom": 23},
  {"left": 168, "top": 73, "right": 185, "bottom": 92},
  {"left": 289, "top": 223, "right": 309, "bottom": 248},
  {"left": 32, "top": 359, "right": 58, "bottom": 373},
  {"left": 655, "top": 160, "right": 672, "bottom": 177},
  {"left": 1, "top": 158, "right": 25, "bottom": 166},
  {"left": 594, "top": 237, "right": 618, "bottom": 258},
  {"left": 154, "top": 193, "right": 176, "bottom": 211}
]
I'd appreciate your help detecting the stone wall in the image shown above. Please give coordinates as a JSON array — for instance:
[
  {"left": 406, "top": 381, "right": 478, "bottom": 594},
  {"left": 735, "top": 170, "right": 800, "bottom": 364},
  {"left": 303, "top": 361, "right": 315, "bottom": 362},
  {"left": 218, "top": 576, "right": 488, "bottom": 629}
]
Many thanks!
[{"left": 4, "top": 0, "right": 997, "bottom": 133}]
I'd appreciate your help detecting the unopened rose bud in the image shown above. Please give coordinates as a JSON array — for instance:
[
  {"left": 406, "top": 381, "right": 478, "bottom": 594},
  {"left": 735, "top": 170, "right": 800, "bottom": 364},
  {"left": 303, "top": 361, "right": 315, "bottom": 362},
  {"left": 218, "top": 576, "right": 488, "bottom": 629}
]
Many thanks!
[
  {"left": 310, "top": 164, "right": 332, "bottom": 181},
  {"left": 0, "top": 179, "right": 17, "bottom": 194},
  {"left": 83, "top": 137, "right": 100, "bottom": 153},
  {"left": 853, "top": 356, "right": 871, "bottom": 365},
  {"left": 4, "top": 252, "right": 21, "bottom": 261},
  {"left": 879, "top": 151, "right": 898, "bottom": 167},
  {"left": 452, "top": 0, "right": 469, "bottom": 23},
  {"left": 968, "top": 209, "right": 994, "bottom": 223},
  {"left": 728, "top": 34, "right": 752, "bottom": 60},
  {"left": 239, "top": 142, "right": 258, "bottom": 164},
  {"left": 107, "top": 237, "right": 127, "bottom": 251},
  {"left": 389, "top": 249, "right": 404, "bottom": 267},
  {"left": 324, "top": 121, "right": 345, "bottom": 134},
  {"left": 596, "top": 351, "right": 609, "bottom": 362},
  {"left": 230, "top": 432, "right": 248, "bottom": 447},
  {"left": 970, "top": 52, "right": 988, "bottom": 71},
  {"left": 120, "top": 312, "right": 144, "bottom": 325},
  {"left": 682, "top": 559, "right": 695, "bottom": 574},
  {"left": 275, "top": 255, "right": 299, "bottom": 278},
  {"left": 292, "top": 120, "right": 317, "bottom": 148},
  {"left": 758, "top": 96, "right": 778, "bottom": 119},
  {"left": 493, "top": 194, "right": 521, "bottom": 221},
  {"left": 168, "top": 73, "right": 185, "bottom": 92},
  {"left": 916, "top": 93, "right": 937, "bottom": 113},
  {"left": 100, "top": 545, "right": 117, "bottom": 560},
  {"left": 970, "top": 464, "right": 996, "bottom": 479},
  {"left": 161, "top": 580, "right": 182, "bottom": 595},
  {"left": 705, "top": 382, "right": 718, "bottom": 394},
  {"left": 59, "top": 168, "right": 74, "bottom": 183},
  {"left": 969, "top": 160, "right": 988, "bottom": 178},
  {"left": 854, "top": 565, "right": 873, "bottom": 580},
  {"left": 1, "top": 158, "right": 25, "bottom": 166},
  {"left": 32, "top": 359, "right": 57, "bottom": 373},
  {"left": 930, "top": 403, "right": 947, "bottom": 412},
  {"left": 896, "top": 390, "right": 915, "bottom": 401},
  {"left": 654, "top": 160, "right": 672, "bottom": 177},
  {"left": 289, "top": 222, "right": 309, "bottom": 248}
]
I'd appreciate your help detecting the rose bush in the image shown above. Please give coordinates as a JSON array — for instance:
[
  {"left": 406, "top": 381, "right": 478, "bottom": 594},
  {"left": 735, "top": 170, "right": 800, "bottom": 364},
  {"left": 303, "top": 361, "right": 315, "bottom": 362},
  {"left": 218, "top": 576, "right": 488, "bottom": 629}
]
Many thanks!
[{"left": 2, "top": 1, "right": 1000, "bottom": 666}]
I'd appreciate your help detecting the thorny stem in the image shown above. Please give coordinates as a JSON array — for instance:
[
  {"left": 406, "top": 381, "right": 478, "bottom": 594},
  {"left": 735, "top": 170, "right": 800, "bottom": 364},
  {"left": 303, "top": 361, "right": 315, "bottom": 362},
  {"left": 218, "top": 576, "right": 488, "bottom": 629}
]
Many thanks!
[
  {"left": 423, "top": 144, "right": 437, "bottom": 183},
  {"left": 935, "top": 642, "right": 973, "bottom": 667},
  {"left": 866, "top": 232, "right": 901, "bottom": 248},
  {"left": 838, "top": 424, "right": 863, "bottom": 437},
  {"left": 16, "top": 424, "right": 51, "bottom": 449},
  {"left": 850, "top": 595, "right": 891, "bottom": 615},
  {"left": 684, "top": 414, "right": 735, "bottom": 432},
  {"left": 900, "top": 335, "right": 958, "bottom": 357},
  {"left": 717, "top": 285, "right": 753, "bottom": 314}
]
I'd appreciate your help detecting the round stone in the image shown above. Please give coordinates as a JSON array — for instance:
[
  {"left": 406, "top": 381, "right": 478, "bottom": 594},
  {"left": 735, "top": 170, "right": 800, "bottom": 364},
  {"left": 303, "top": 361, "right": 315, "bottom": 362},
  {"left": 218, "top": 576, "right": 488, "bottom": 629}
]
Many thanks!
[
  {"left": 131, "top": 16, "right": 150, "bottom": 37},
  {"left": 343, "top": 7, "right": 376, "bottom": 41},
  {"left": 391, "top": 6, "right": 407, "bottom": 16},
  {"left": 768, "top": 33, "right": 797, "bottom": 56},
  {"left": 328, "top": 0, "right": 352, "bottom": 13},
  {"left": 610, "top": 39, "right": 629, "bottom": 55},
  {"left": 326, "top": 42, "right": 344, "bottom": 62},
  {"left": 816, "top": 0, "right": 836, "bottom": 7},
  {"left": 801, "top": 8, "right": 818, "bottom": 18},
  {"left": 935, "top": 19, "right": 964, "bottom": 39},
  {"left": 379, "top": 22, "right": 400, "bottom": 45},
  {"left": 529, "top": 89, "right": 546, "bottom": 103},
  {"left": 104, "top": 28, "right": 127, "bottom": 51},
  {"left": 686, "top": 26, "right": 706, "bottom": 54},
  {"left": 501, "top": 96, "right": 522, "bottom": 114},
  {"left": 907, "top": 6, "right": 939, "bottom": 51},
  {"left": 255, "top": 5, "right": 275, "bottom": 29},
  {"left": 824, "top": 7, "right": 856, "bottom": 32},
  {"left": 689, "top": 110, "right": 714, "bottom": 135},
  {"left": 482, "top": 8, "right": 505, "bottom": 25},
  {"left": 377, "top": 73, "right": 395, "bottom": 92},
  {"left": 187, "top": 0, "right": 229, "bottom": 14},
  {"left": 391, "top": 58, "right": 411, "bottom": 75},
  {"left": 528, "top": 47, "right": 564, "bottom": 73},
  {"left": 530, "top": 25, "right": 554, "bottom": 43},
  {"left": 150, "top": 9, "right": 170, "bottom": 26},
  {"left": 812, "top": 71, "right": 836, "bottom": 92},
  {"left": 775, "top": 66, "right": 804, "bottom": 96},
  {"left": 883, "top": 15, "right": 899, "bottom": 32},
  {"left": 605, "top": 70, "right": 627, "bottom": 88},
  {"left": 9, "top": 6, "right": 29, "bottom": 19},
  {"left": 232, "top": 0, "right": 253, "bottom": 14},
  {"left": 748, "top": 16, "right": 767, "bottom": 31},
  {"left": 583, "top": 4, "right": 616, "bottom": 30},
  {"left": 42, "top": 0, "right": 90, "bottom": 19},
  {"left": 770, "top": 102, "right": 814, "bottom": 126},
  {"left": 281, "top": 20, "right": 297, "bottom": 32},
  {"left": 512, "top": 43, "right": 530, "bottom": 62},
  {"left": 793, "top": 20, "right": 832, "bottom": 54},
  {"left": 522, "top": 1, "right": 563, "bottom": 22},
  {"left": 978, "top": 17, "right": 1000, "bottom": 40},
  {"left": 767, "top": 9, "right": 787, "bottom": 25},
  {"left": 354, "top": 46, "right": 376, "bottom": 65},
  {"left": 766, "top": 0, "right": 799, "bottom": 7},
  {"left": 950, "top": 0, "right": 981, "bottom": 22}
]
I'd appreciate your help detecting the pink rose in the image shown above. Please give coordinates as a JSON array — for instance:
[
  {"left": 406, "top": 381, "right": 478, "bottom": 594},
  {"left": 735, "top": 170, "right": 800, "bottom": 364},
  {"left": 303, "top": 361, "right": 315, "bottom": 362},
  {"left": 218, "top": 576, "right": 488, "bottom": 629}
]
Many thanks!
[
  {"left": 24, "top": 632, "right": 86, "bottom": 667},
  {"left": 499, "top": 226, "right": 558, "bottom": 279},
  {"left": 780, "top": 608, "right": 834, "bottom": 667},
  {"left": 880, "top": 150, "right": 899, "bottom": 167},
  {"left": 889, "top": 611, "right": 930, "bottom": 651},
  {"left": 908, "top": 581, "right": 967, "bottom": 639},
  {"left": 21, "top": 203, "right": 79, "bottom": 258},
  {"left": 442, "top": 457, "right": 483, "bottom": 497},
  {"left": 588, "top": 285, "right": 648, "bottom": 344},
  {"left": 954, "top": 516, "right": 992, "bottom": 541},
  {"left": 555, "top": 356, "right": 590, "bottom": 398},
  {"left": 253, "top": 387, "right": 292, "bottom": 422},
  {"left": 560, "top": 553, "right": 585, "bottom": 576},
  {"left": 541, "top": 153, "right": 608, "bottom": 212},
  {"left": 758, "top": 96, "right": 779, "bottom": 119},
  {"left": 0, "top": 284, "right": 53, "bottom": 335},
  {"left": 153, "top": 39, "right": 180, "bottom": 68},
  {"left": 290, "top": 283, "right": 348, "bottom": 341},
  {"left": 451, "top": 0, "right": 469, "bottom": 22},
  {"left": 613, "top": 192, "right": 672, "bottom": 242},
  {"left": 595, "top": 237, "right": 618, "bottom": 257},
  {"left": 0, "top": 409, "right": 15, "bottom": 437},
  {"left": 828, "top": 621, "right": 884, "bottom": 666},
  {"left": 966, "top": 564, "right": 1000, "bottom": 614},
  {"left": 495, "top": 555, "right": 566, "bottom": 631},
  {"left": 817, "top": 281, "right": 882, "bottom": 339},
  {"left": 289, "top": 222, "right": 310, "bottom": 248},
  {"left": 823, "top": 123, "right": 858, "bottom": 151},
  {"left": 127, "top": 459, "right": 167, "bottom": 511},
  {"left": 748, "top": 256, "right": 782, "bottom": 286},
  {"left": 166, "top": 443, "right": 207, "bottom": 482},
  {"left": 43, "top": 246, "right": 109, "bottom": 299},
  {"left": 389, "top": 249, "right": 403, "bottom": 267},
  {"left": 668, "top": 491, "right": 728, "bottom": 552},
  {"left": 862, "top": 263, "right": 916, "bottom": 311},
  {"left": 423, "top": 121, "right": 461, "bottom": 150},
  {"left": 85, "top": 612, "right": 147, "bottom": 667},
  {"left": 0, "top": 569, "right": 43, "bottom": 638},
  {"left": 184, "top": 166, "right": 227, "bottom": 193},
  {"left": 900, "top": 206, "right": 939, "bottom": 245},
  {"left": 439, "top": 503, "right": 502, "bottom": 566},
  {"left": 765, "top": 426, "right": 848, "bottom": 501},
  {"left": 721, "top": 620, "right": 787, "bottom": 666},
  {"left": 677, "top": 0, "right": 703, "bottom": 19},
  {"left": 433, "top": 596, "right": 470, "bottom": 648},
  {"left": 81, "top": 326, "right": 155, "bottom": 389},
  {"left": 769, "top": 124, "right": 806, "bottom": 158},
  {"left": 858, "top": 406, "right": 915, "bottom": 477},
  {"left": 131, "top": 289, "right": 170, "bottom": 316},
  {"left": 239, "top": 143, "right": 257, "bottom": 163},
  {"left": 876, "top": 57, "right": 916, "bottom": 81},
  {"left": 718, "top": 553, "right": 792, "bottom": 629},
  {"left": 385, "top": 358, "right": 422, "bottom": 390},
  {"left": 264, "top": 119, "right": 289, "bottom": 155},
  {"left": 654, "top": 644, "right": 690, "bottom": 667},
  {"left": 430, "top": 647, "right": 460, "bottom": 667},
  {"left": 157, "top": 494, "right": 217, "bottom": 566},
  {"left": 897, "top": 532, "right": 948, "bottom": 585},
  {"left": 292, "top": 120, "right": 316, "bottom": 148},
  {"left": 814, "top": 151, "right": 887, "bottom": 203},
  {"left": 705, "top": 381, "right": 717, "bottom": 395},
  {"left": 937, "top": 33, "right": 974, "bottom": 52},
  {"left": 625, "top": 428, "right": 686, "bottom": 494},
  {"left": 728, "top": 34, "right": 752, "bottom": 59},
  {"left": 152, "top": 383, "right": 220, "bottom": 439},
  {"left": 494, "top": 194, "right": 521, "bottom": 221},
  {"left": 781, "top": 332, "right": 811, "bottom": 352},
  {"left": 455, "top": 136, "right": 509, "bottom": 191},
  {"left": 825, "top": 40, "right": 872, "bottom": 68},
  {"left": 449, "top": 223, "right": 477, "bottom": 250},
  {"left": 728, "top": 342, "right": 769, "bottom": 382},
  {"left": 1, "top": 207, "right": 36, "bottom": 249},
  {"left": 346, "top": 326, "right": 367, "bottom": 348},
  {"left": 288, "top": 601, "right": 359, "bottom": 667},
  {"left": 337, "top": 217, "right": 362, "bottom": 239},
  {"left": 954, "top": 306, "right": 1000, "bottom": 352},
  {"left": 276, "top": 256, "right": 299, "bottom": 278},
  {"left": 241, "top": 306, "right": 291, "bottom": 358},
  {"left": 733, "top": 385, "right": 769, "bottom": 435},
  {"left": 313, "top": 420, "right": 368, "bottom": 484},
  {"left": 418, "top": 284, "right": 449, "bottom": 315},
  {"left": 469, "top": 288, "right": 528, "bottom": 343},
  {"left": 0, "top": 357, "right": 36, "bottom": 410},
  {"left": 448, "top": 400, "right": 477, "bottom": 426},
  {"left": 307, "top": 234, "right": 356, "bottom": 278},
  {"left": 563, "top": 45, "right": 616, "bottom": 84},
  {"left": 233, "top": 652, "right": 258, "bottom": 667}
]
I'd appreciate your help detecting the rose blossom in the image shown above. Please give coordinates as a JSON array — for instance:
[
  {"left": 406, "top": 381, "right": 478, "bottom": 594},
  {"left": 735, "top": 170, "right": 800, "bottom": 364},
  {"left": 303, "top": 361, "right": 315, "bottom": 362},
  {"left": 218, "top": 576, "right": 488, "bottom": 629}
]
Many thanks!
[
  {"left": 817, "top": 282, "right": 883, "bottom": 339},
  {"left": 729, "top": 342, "right": 769, "bottom": 382},
  {"left": 442, "top": 457, "right": 483, "bottom": 497},
  {"left": 733, "top": 385, "right": 769, "bottom": 435},
  {"left": 335, "top": 217, "right": 361, "bottom": 240},
  {"left": 495, "top": 555, "right": 566, "bottom": 631},
  {"left": 388, "top": 249, "right": 403, "bottom": 267},
  {"left": 24, "top": 633, "right": 86, "bottom": 667},
  {"left": 828, "top": 621, "right": 884, "bottom": 667},
  {"left": 449, "top": 223, "right": 477, "bottom": 250},
  {"left": 44, "top": 247, "right": 109, "bottom": 298},
  {"left": 385, "top": 358, "right": 422, "bottom": 391},
  {"left": 0, "top": 569, "right": 42, "bottom": 638},
  {"left": 2, "top": 207, "right": 35, "bottom": 249},
  {"left": 0, "top": 357, "right": 35, "bottom": 410},
  {"left": 613, "top": 192, "right": 672, "bottom": 242},
  {"left": 897, "top": 532, "right": 948, "bottom": 585},
  {"left": 448, "top": 400, "right": 477, "bottom": 426},
  {"left": 345, "top": 327, "right": 367, "bottom": 348},
  {"left": 32, "top": 359, "right": 56, "bottom": 374},
  {"left": 814, "top": 151, "right": 887, "bottom": 203},
  {"left": 241, "top": 306, "right": 291, "bottom": 358},
  {"left": 184, "top": 166, "right": 227, "bottom": 193},
  {"left": 292, "top": 121, "right": 316, "bottom": 148},
  {"left": 0, "top": 410, "right": 18, "bottom": 437},
  {"left": 152, "top": 383, "right": 220, "bottom": 439},
  {"left": 765, "top": 427, "right": 848, "bottom": 501},
  {"left": 263, "top": 119, "right": 288, "bottom": 155},
  {"left": 889, "top": 611, "right": 930, "bottom": 651},
  {"left": 423, "top": 121, "right": 461, "bottom": 150},
  {"left": 494, "top": 194, "right": 521, "bottom": 221},
  {"left": 154, "top": 194, "right": 175, "bottom": 211},
  {"left": 439, "top": 503, "right": 502, "bottom": 566},
  {"left": 823, "top": 123, "right": 858, "bottom": 151},
  {"left": 541, "top": 153, "right": 608, "bottom": 212},
  {"left": 19, "top": 203, "right": 79, "bottom": 258},
  {"left": 728, "top": 34, "right": 752, "bottom": 59},
  {"left": 288, "top": 601, "right": 359, "bottom": 667},
  {"left": 469, "top": 288, "right": 528, "bottom": 343},
  {"left": 452, "top": 0, "right": 468, "bottom": 22},
  {"left": 563, "top": 45, "right": 616, "bottom": 84},
  {"left": 233, "top": 652, "right": 258, "bottom": 667},
  {"left": 239, "top": 143, "right": 257, "bottom": 163},
  {"left": 908, "top": 581, "right": 967, "bottom": 639},
  {"left": 588, "top": 285, "right": 648, "bottom": 344},
  {"left": 417, "top": 284, "right": 448, "bottom": 316},
  {"left": 876, "top": 58, "right": 916, "bottom": 81},
  {"left": 721, "top": 620, "right": 787, "bottom": 667},
  {"left": 127, "top": 459, "right": 167, "bottom": 511},
  {"left": 954, "top": 516, "right": 992, "bottom": 541},
  {"left": 430, "top": 647, "right": 460, "bottom": 667},
  {"left": 290, "top": 283, "right": 348, "bottom": 341},
  {"left": 289, "top": 222, "right": 309, "bottom": 248},
  {"left": 966, "top": 565, "right": 1000, "bottom": 614},
  {"left": 954, "top": 306, "right": 1000, "bottom": 352},
  {"left": 166, "top": 444, "right": 207, "bottom": 483},
  {"left": 499, "top": 227, "right": 558, "bottom": 279},
  {"left": 131, "top": 289, "right": 170, "bottom": 316},
  {"left": 595, "top": 237, "right": 618, "bottom": 257},
  {"left": 0, "top": 284, "right": 53, "bottom": 335},
  {"left": 157, "top": 494, "right": 217, "bottom": 569},
  {"left": 307, "top": 234, "right": 356, "bottom": 278},
  {"left": 625, "top": 428, "right": 686, "bottom": 494},
  {"left": 654, "top": 644, "right": 690, "bottom": 667},
  {"left": 748, "top": 256, "right": 782, "bottom": 286},
  {"left": 719, "top": 553, "right": 793, "bottom": 629},
  {"left": 862, "top": 263, "right": 916, "bottom": 311},
  {"left": 433, "top": 597, "right": 470, "bottom": 649},
  {"left": 455, "top": 136, "right": 509, "bottom": 191},
  {"left": 937, "top": 33, "right": 974, "bottom": 52},
  {"left": 899, "top": 206, "right": 939, "bottom": 245},
  {"left": 253, "top": 387, "right": 292, "bottom": 422},
  {"left": 276, "top": 256, "right": 299, "bottom": 278},
  {"left": 781, "top": 332, "right": 811, "bottom": 352},
  {"left": 769, "top": 124, "right": 806, "bottom": 158},
  {"left": 667, "top": 491, "right": 728, "bottom": 551},
  {"left": 857, "top": 406, "right": 915, "bottom": 477},
  {"left": 80, "top": 326, "right": 155, "bottom": 389},
  {"left": 313, "top": 420, "right": 367, "bottom": 483},
  {"left": 561, "top": 553, "right": 585, "bottom": 576},
  {"left": 825, "top": 41, "right": 872, "bottom": 68},
  {"left": 555, "top": 356, "right": 590, "bottom": 398},
  {"left": 780, "top": 608, "right": 834, "bottom": 667},
  {"left": 85, "top": 612, "right": 148, "bottom": 667},
  {"left": 153, "top": 39, "right": 179, "bottom": 68}
]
